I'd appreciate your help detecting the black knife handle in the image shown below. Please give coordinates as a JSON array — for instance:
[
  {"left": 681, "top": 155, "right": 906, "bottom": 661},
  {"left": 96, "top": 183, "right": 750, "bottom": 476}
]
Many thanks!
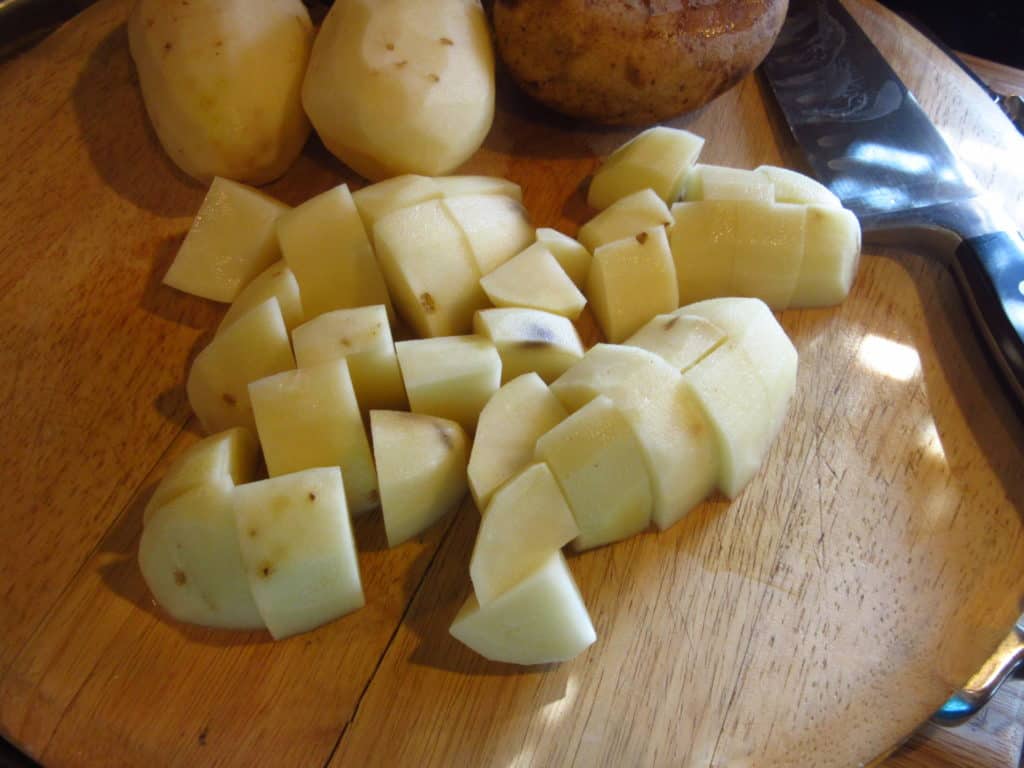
[{"left": 955, "top": 229, "right": 1024, "bottom": 401}]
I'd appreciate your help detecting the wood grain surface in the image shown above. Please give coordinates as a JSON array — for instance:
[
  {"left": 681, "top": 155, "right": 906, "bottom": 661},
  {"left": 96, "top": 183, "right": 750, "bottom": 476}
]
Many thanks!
[{"left": 1, "top": 1, "right": 1024, "bottom": 766}]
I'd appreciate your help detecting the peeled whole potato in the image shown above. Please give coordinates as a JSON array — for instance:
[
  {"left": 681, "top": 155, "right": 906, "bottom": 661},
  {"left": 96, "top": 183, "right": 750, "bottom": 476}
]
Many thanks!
[
  {"left": 302, "top": 0, "right": 495, "bottom": 180},
  {"left": 128, "top": 0, "right": 313, "bottom": 184},
  {"left": 491, "top": 0, "right": 788, "bottom": 125}
]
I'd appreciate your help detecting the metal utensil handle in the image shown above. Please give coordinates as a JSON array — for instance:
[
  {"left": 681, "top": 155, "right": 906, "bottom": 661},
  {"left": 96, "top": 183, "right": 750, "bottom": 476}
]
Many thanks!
[
  {"left": 932, "top": 619, "right": 1024, "bottom": 725},
  {"left": 953, "top": 230, "right": 1024, "bottom": 408}
]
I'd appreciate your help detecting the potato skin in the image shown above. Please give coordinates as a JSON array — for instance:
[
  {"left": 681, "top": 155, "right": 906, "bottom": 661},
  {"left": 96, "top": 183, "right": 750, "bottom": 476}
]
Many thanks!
[{"left": 492, "top": 0, "right": 788, "bottom": 125}]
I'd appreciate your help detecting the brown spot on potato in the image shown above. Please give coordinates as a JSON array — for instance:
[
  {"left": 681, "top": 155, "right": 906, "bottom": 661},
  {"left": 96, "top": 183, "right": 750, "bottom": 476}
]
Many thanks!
[
  {"left": 420, "top": 292, "right": 437, "bottom": 313},
  {"left": 434, "top": 424, "right": 454, "bottom": 450},
  {"left": 427, "top": 73, "right": 441, "bottom": 83},
  {"left": 663, "top": 316, "right": 679, "bottom": 330},
  {"left": 626, "top": 62, "right": 645, "bottom": 88},
  {"left": 440, "top": 37, "right": 454, "bottom": 45},
  {"left": 222, "top": 393, "right": 237, "bottom": 406},
  {"left": 395, "top": 60, "right": 408, "bottom": 68},
  {"left": 248, "top": 528, "right": 259, "bottom": 538},
  {"left": 173, "top": 569, "right": 187, "bottom": 586},
  {"left": 163, "top": 41, "right": 173, "bottom": 54},
  {"left": 260, "top": 564, "right": 273, "bottom": 578},
  {"left": 635, "top": 231, "right": 649, "bottom": 244},
  {"left": 339, "top": 336, "right": 351, "bottom": 348},
  {"left": 308, "top": 491, "right": 317, "bottom": 501},
  {"left": 385, "top": 42, "right": 395, "bottom": 51}
]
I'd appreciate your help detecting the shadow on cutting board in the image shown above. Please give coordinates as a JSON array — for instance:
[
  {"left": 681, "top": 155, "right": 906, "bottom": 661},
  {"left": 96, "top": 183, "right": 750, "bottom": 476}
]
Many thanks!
[
  {"left": 95, "top": 475, "right": 269, "bottom": 649},
  {"left": 71, "top": 25, "right": 197, "bottom": 218}
]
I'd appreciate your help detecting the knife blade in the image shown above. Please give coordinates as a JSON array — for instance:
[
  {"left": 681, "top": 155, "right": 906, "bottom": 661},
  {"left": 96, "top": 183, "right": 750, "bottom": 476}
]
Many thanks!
[{"left": 760, "top": 0, "right": 1024, "bottom": 406}]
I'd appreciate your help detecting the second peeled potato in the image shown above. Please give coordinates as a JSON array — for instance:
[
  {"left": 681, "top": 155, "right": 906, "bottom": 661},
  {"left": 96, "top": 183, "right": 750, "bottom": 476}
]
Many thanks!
[{"left": 302, "top": 0, "right": 495, "bottom": 180}]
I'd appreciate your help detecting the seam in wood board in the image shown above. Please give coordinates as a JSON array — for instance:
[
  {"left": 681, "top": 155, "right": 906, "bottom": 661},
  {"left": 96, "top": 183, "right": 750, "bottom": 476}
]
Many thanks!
[
  {"left": 0, "top": 416, "right": 190, "bottom": 752},
  {"left": 320, "top": 508, "right": 463, "bottom": 768}
]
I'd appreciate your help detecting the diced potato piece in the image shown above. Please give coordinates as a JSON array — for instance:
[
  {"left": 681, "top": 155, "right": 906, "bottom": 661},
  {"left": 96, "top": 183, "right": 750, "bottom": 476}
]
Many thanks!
[
  {"left": 587, "top": 227, "right": 678, "bottom": 343},
  {"left": 233, "top": 467, "right": 364, "bottom": 639},
  {"left": 577, "top": 188, "right": 673, "bottom": 252},
  {"left": 450, "top": 552, "right": 596, "bottom": 665},
  {"left": 140, "top": 484, "right": 264, "bottom": 629},
  {"left": 352, "top": 175, "right": 442, "bottom": 232},
  {"left": 625, "top": 312, "right": 727, "bottom": 374},
  {"left": 666, "top": 299, "right": 797, "bottom": 498},
  {"left": 733, "top": 202, "right": 806, "bottom": 308},
  {"left": 301, "top": 0, "right": 495, "bottom": 180},
  {"left": 249, "top": 359, "right": 379, "bottom": 514},
  {"left": 684, "top": 164, "right": 775, "bottom": 202},
  {"left": 471, "top": 463, "right": 578, "bottom": 604},
  {"left": 443, "top": 194, "right": 534, "bottom": 275},
  {"left": 480, "top": 245, "right": 586, "bottom": 319},
  {"left": 551, "top": 344, "right": 717, "bottom": 530},
  {"left": 473, "top": 308, "right": 584, "bottom": 383},
  {"left": 395, "top": 335, "right": 501, "bottom": 432},
  {"left": 670, "top": 200, "right": 737, "bottom": 305},
  {"left": 144, "top": 427, "right": 259, "bottom": 525},
  {"left": 681, "top": 342, "right": 780, "bottom": 498},
  {"left": 371, "top": 410, "right": 468, "bottom": 547},
  {"left": 277, "top": 184, "right": 392, "bottom": 319},
  {"left": 435, "top": 176, "right": 523, "bottom": 201},
  {"left": 291, "top": 305, "right": 407, "bottom": 412},
  {"left": 127, "top": 0, "right": 312, "bottom": 185},
  {"left": 187, "top": 298, "right": 295, "bottom": 433},
  {"left": 351, "top": 176, "right": 523, "bottom": 233},
  {"left": 535, "top": 395, "right": 653, "bottom": 550},
  {"left": 218, "top": 260, "right": 304, "bottom": 335},
  {"left": 660, "top": 168, "right": 856, "bottom": 308},
  {"left": 587, "top": 126, "right": 704, "bottom": 210},
  {"left": 755, "top": 165, "right": 842, "bottom": 207},
  {"left": 671, "top": 200, "right": 806, "bottom": 308},
  {"left": 164, "top": 178, "right": 289, "bottom": 302},
  {"left": 535, "top": 228, "right": 591, "bottom": 287},
  {"left": 678, "top": 298, "right": 798, "bottom": 426},
  {"left": 467, "top": 372, "right": 568, "bottom": 510},
  {"left": 373, "top": 200, "right": 488, "bottom": 338},
  {"left": 791, "top": 205, "right": 861, "bottom": 307}
]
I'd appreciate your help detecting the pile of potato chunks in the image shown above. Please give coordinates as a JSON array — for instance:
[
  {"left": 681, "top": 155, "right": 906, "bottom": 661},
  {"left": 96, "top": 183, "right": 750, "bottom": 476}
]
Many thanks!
[{"left": 140, "top": 126, "right": 861, "bottom": 663}]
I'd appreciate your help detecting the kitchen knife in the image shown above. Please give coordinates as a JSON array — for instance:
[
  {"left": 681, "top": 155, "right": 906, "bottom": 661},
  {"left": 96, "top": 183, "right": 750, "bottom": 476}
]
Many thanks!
[{"left": 760, "top": 0, "right": 1024, "bottom": 406}]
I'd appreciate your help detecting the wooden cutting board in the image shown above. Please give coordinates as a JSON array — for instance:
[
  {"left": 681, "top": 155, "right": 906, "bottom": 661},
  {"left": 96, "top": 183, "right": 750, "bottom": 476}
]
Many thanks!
[{"left": 2, "top": 1, "right": 1023, "bottom": 766}]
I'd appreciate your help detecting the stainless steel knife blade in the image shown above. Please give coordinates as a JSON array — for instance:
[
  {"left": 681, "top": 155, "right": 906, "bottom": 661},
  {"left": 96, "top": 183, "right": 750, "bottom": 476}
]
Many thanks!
[{"left": 761, "top": 0, "right": 1024, "bottom": 405}]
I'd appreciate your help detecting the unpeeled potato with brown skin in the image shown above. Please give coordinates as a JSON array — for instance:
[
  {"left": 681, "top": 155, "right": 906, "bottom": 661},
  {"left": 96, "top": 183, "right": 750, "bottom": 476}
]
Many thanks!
[{"left": 491, "top": 0, "right": 789, "bottom": 125}]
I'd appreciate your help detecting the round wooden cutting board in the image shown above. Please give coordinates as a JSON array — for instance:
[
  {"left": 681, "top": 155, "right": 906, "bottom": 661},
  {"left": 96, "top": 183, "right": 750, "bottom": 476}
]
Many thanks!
[{"left": 2, "top": 1, "right": 1023, "bottom": 766}]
